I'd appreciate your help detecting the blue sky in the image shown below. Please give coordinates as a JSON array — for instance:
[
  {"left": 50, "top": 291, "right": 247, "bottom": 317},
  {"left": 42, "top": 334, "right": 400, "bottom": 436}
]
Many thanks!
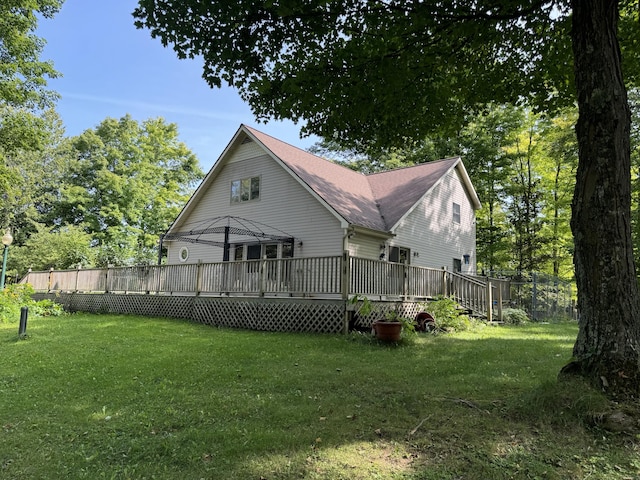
[{"left": 36, "top": 0, "right": 317, "bottom": 171}]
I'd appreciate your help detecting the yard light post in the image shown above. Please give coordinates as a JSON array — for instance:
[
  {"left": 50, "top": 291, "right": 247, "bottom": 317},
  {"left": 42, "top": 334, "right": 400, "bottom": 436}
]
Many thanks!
[{"left": 1, "top": 229, "right": 13, "bottom": 290}]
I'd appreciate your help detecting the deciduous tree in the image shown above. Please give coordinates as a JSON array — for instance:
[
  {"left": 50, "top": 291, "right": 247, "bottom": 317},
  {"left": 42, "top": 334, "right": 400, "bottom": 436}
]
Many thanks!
[
  {"left": 53, "top": 115, "right": 203, "bottom": 266},
  {"left": 0, "top": 0, "right": 62, "bottom": 228}
]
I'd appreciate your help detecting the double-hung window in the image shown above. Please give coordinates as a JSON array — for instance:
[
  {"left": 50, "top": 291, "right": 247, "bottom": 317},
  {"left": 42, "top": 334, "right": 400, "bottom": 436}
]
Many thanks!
[{"left": 453, "top": 202, "right": 461, "bottom": 224}]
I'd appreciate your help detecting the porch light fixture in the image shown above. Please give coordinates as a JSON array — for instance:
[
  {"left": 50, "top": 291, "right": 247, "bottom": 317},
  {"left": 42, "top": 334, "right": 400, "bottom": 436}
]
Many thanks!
[{"left": 1, "top": 228, "right": 13, "bottom": 289}]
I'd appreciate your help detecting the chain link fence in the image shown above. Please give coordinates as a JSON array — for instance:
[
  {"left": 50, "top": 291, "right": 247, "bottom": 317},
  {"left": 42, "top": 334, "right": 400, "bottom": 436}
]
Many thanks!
[{"left": 487, "top": 271, "right": 576, "bottom": 321}]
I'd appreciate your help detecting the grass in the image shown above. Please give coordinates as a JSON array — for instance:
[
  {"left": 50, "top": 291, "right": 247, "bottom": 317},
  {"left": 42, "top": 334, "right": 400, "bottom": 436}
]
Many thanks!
[{"left": 1, "top": 314, "right": 639, "bottom": 479}]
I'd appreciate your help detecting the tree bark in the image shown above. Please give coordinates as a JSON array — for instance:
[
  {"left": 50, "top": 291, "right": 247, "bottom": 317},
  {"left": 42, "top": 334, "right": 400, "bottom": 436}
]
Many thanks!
[{"left": 565, "top": 0, "right": 640, "bottom": 398}]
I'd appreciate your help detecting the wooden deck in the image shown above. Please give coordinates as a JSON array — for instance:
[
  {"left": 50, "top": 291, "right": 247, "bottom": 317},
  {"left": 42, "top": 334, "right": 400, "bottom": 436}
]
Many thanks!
[{"left": 22, "top": 254, "right": 506, "bottom": 320}]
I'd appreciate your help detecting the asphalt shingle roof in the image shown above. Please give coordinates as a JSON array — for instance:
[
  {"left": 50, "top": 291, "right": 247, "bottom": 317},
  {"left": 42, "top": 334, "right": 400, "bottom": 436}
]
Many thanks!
[{"left": 245, "top": 125, "right": 467, "bottom": 232}]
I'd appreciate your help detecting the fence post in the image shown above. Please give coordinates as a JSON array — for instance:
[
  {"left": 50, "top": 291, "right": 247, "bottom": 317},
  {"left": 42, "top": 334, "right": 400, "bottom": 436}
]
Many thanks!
[
  {"left": 341, "top": 251, "right": 351, "bottom": 335},
  {"left": 105, "top": 266, "right": 110, "bottom": 293},
  {"left": 496, "top": 281, "right": 503, "bottom": 321},
  {"left": 486, "top": 280, "right": 493, "bottom": 322},
  {"left": 532, "top": 272, "right": 537, "bottom": 321}
]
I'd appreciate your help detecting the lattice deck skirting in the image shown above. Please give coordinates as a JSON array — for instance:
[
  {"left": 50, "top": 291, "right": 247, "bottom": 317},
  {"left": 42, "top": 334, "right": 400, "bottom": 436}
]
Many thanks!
[
  {"left": 33, "top": 293, "right": 348, "bottom": 333},
  {"left": 32, "top": 293, "right": 428, "bottom": 334}
]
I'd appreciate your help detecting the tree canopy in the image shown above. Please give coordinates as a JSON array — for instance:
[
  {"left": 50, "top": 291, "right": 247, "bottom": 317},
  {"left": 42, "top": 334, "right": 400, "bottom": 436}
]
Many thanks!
[
  {"left": 0, "top": 0, "right": 63, "bottom": 232},
  {"left": 134, "top": 2, "right": 579, "bottom": 148}
]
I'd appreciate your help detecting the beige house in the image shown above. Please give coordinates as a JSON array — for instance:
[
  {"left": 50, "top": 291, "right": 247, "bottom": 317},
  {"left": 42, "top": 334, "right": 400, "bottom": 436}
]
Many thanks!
[{"left": 163, "top": 124, "right": 481, "bottom": 273}]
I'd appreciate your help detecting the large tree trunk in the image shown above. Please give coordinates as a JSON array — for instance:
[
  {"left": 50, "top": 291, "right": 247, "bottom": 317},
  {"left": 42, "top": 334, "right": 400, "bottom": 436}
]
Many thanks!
[{"left": 566, "top": 0, "right": 640, "bottom": 398}]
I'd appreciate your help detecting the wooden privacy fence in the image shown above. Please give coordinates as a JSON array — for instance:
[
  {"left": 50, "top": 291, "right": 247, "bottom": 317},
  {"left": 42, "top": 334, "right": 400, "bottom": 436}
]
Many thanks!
[{"left": 21, "top": 254, "right": 506, "bottom": 318}]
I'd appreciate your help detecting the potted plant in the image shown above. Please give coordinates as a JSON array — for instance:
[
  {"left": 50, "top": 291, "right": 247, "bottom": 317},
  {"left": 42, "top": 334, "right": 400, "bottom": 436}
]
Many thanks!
[
  {"left": 373, "top": 308, "right": 415, "bottom": 342},
  {"left": 349, "top": 295, "right": 414, "bottom": 342}
]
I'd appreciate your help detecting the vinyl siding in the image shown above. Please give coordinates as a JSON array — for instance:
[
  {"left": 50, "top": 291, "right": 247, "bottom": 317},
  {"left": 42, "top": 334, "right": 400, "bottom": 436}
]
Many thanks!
[
  {"left": 392, "top": 167, "right": 477, "bottom": 273},
  {"left": 167, "top": 143, "right": 344, "bottom": 263},
  {"left": 348, "top": 235, "right": 383, "bottom": 259}
]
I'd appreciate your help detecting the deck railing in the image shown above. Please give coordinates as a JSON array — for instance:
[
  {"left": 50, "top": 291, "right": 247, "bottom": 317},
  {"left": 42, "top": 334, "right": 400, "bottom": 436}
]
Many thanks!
[{"left": 21, "top": 255, "right": 503, "bottom": 317}]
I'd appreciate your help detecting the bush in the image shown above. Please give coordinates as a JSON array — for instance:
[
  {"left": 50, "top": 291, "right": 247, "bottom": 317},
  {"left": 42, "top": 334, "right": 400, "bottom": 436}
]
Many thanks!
[
  {"left": 0, "top": 283, "right": 65, "bottom": 322},
  {"left": 424, "top": 296, "right": 475, "bottom": 333},
  {"left": 0, "top": 284, "right": 35, "bottom": 323},
  {"left": 502, "top": 307, "right": 529, "bottom": 325},
  {"left": 32, "top": 299, "right": 65, "bottom": 317}
]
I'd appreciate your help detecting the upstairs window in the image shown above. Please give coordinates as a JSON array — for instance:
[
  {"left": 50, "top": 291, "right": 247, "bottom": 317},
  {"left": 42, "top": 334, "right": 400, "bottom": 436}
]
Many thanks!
[
  {"left": 453, "top": 202, "right": 461, "bottom": 224},
  {"left": 231, "top": 176, "right": 260, "bottom": 203}
]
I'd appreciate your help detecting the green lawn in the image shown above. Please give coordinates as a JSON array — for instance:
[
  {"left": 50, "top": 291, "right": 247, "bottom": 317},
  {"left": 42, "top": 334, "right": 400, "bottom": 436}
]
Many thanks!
[{"left": 1, "top": 314, "right": 638, "bottom": 479}]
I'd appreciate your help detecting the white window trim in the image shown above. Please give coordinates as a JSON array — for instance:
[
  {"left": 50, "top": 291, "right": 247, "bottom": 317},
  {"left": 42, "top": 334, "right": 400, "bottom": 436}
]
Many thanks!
[
  {"left": 230, "top": 175, "right": 261, "bottom": 204},
  {"left": 453, "top": 202, "right": 461, "bottom": 224}
]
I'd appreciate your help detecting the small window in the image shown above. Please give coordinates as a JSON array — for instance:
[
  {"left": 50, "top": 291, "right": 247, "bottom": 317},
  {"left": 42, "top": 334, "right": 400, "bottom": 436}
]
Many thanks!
[
  {"left": 178, "top": 246, "right": 189, "bottom": 262},
  {"left": 231, "top": 176, "right": 260, "bottom": 203},
  {"left": 282, "top": 243, "right": 294, "bottom": 258},
  {"left": 453, "top": 258, "right": 462, "bottom": 272},
  {"left": 453, "top": 202, "right": 461, "bottom": 224},
  {"left": 234, "top": 245, "right": 244, "bottom": 261},
  {"left": 389, "top": 246, "right": 410, "bottom": 264},
  {"left": 264, "top": 244, "right": 278, "bottom": 259},
  {"left": 247, "top": 244, "right": 261, "bottom": 260}
]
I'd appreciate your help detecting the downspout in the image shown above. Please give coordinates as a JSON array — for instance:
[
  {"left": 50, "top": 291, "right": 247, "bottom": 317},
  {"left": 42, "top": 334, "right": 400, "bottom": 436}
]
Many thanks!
[{"left": 342, "top": 226, "right": 352, "bottom": 253}]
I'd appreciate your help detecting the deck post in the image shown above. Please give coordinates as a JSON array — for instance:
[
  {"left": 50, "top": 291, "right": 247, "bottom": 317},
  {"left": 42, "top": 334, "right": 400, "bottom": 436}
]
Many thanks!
[
  {"left": 259, "top": 256, "right": 266, "bottom": 297},
  {"left": 341, "top": 251, "right": 350, "bottom": 334},
  {"left": 403, "top": 261, "right": 409, "bottom": 300},
  {"left": 196, "top": 261, "right": 203, "bottom": 296},
  {"left": 441, "top": 267, "right": 448, "bottom": 297},
  {"left": 47, "top": 267, "right": 54, "bottom": 293},
  {"left": 486, "top": 280, "right": 493, "bottom": 322},
  {"left": 75, "top": 265, "right": 81, "bottom": 293}
]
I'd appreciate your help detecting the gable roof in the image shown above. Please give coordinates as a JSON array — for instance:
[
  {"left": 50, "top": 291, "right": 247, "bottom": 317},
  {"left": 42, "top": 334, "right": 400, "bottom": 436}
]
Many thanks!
[{"left": 169, "top": 124, "right": 480, "bottom": 235}]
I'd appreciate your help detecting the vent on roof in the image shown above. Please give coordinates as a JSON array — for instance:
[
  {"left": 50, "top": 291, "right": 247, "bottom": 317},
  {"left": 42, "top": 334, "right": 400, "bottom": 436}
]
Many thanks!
[{"left": 241, "top": 136, "right": 253, "bottom": 144}]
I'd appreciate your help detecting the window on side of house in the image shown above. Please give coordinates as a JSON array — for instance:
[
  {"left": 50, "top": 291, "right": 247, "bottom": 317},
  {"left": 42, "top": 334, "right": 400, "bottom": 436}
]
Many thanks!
[
  {"left": 453, "top": 258, "right": 462, "bottom": 272},
  {"left": 264, "top": 244, "right": 278, "bottom": 259},
  {"left": 389, "top": 246, "right": 410, "bottom": 264},
  {"left": 453, "top": 202, "right": 461, "bottom": 224},
  {"left": 282, "top": 243, "right": 294, "bottom": 258},
  {"left": 231, "top": 176, "right": 260, "bottom": 203},
  {"left": 235, "top": 242, "right": 294, "bottom": 260},
  {"left": 247, "top": 244, "right": 262, "bottom": 260}
]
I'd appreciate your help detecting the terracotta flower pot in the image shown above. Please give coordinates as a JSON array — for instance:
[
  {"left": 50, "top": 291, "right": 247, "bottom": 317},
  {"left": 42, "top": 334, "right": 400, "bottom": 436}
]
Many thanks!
[{"left": 372, "top": 320, "right": 403, "bottom": 342}]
